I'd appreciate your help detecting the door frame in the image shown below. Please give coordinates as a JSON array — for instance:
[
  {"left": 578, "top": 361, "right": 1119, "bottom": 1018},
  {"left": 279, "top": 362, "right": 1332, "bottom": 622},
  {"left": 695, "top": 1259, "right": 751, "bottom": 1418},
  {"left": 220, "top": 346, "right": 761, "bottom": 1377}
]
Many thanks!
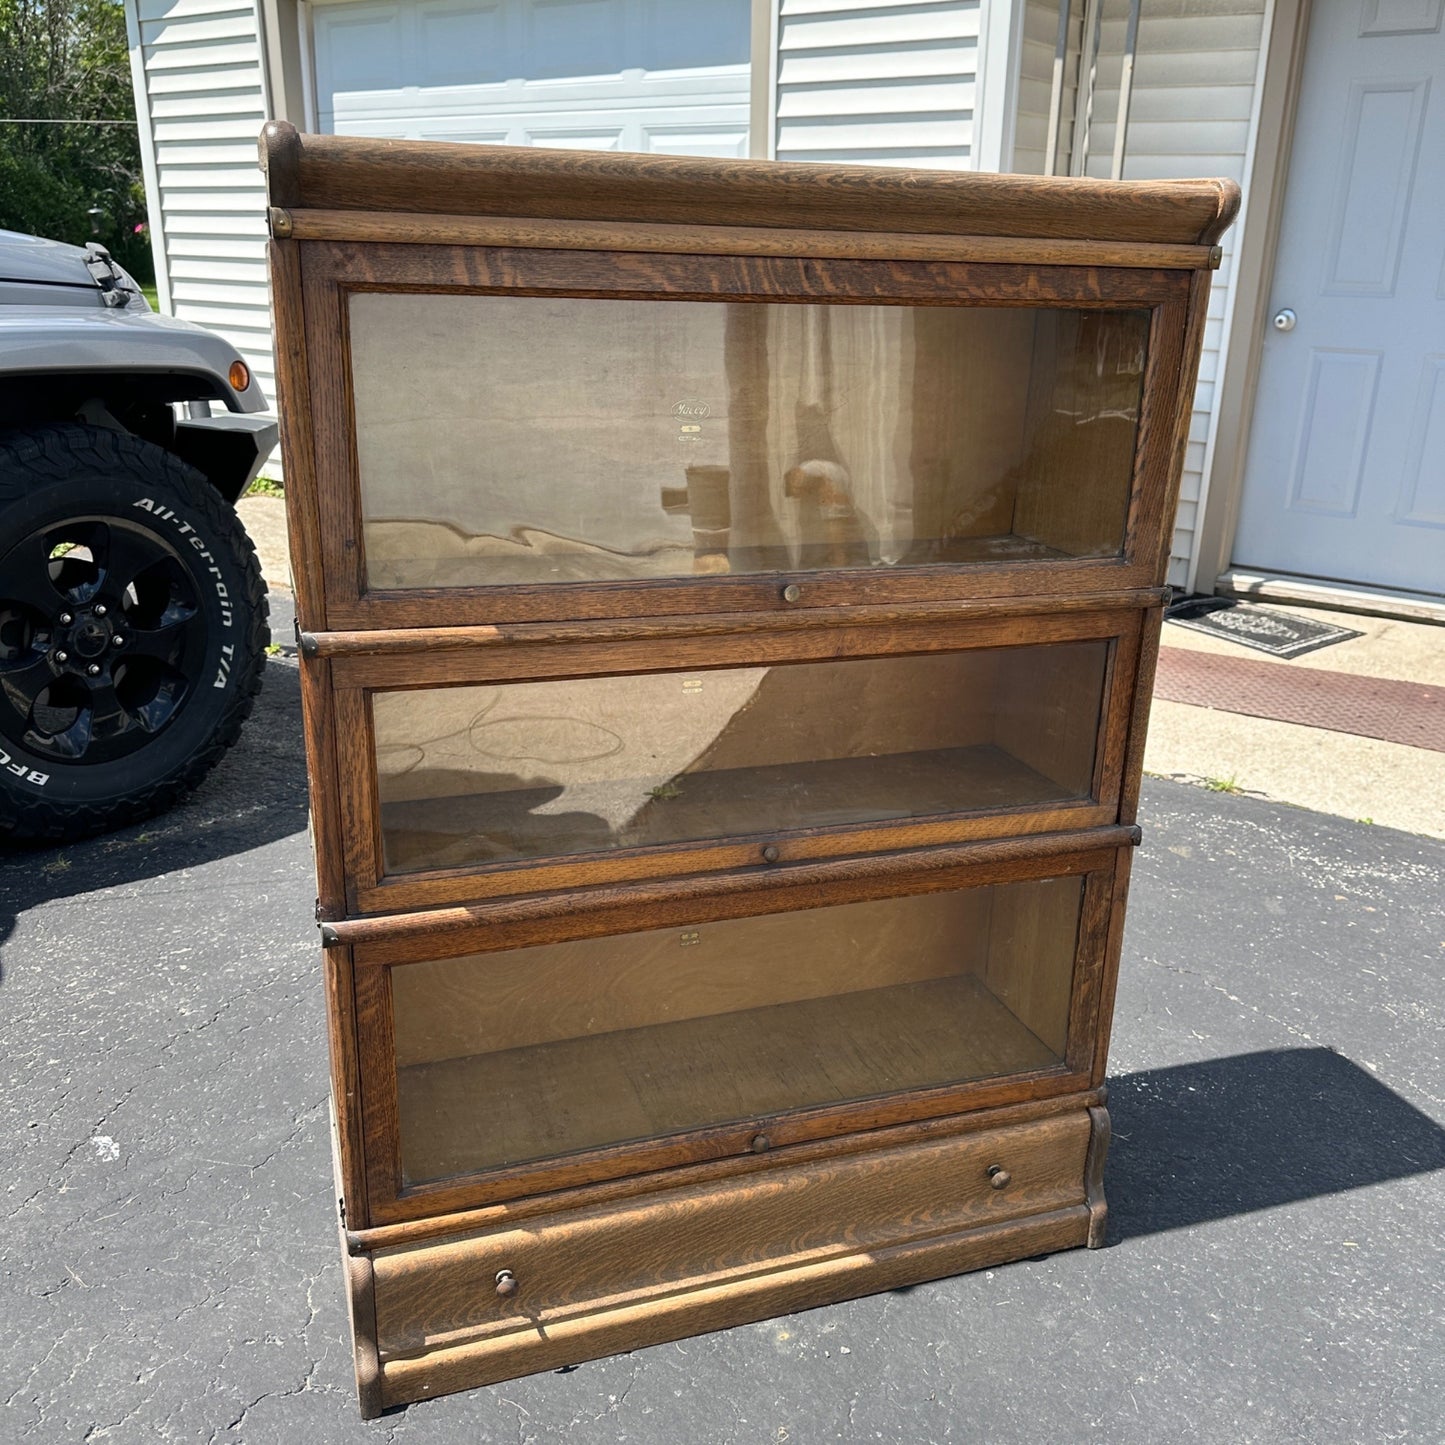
[
  {"left": 1186, "top": 0, "right": 1444, "bottom": 610},
  {"left": 1191, "top": 0, "right": 1318, "bottom": 595}
]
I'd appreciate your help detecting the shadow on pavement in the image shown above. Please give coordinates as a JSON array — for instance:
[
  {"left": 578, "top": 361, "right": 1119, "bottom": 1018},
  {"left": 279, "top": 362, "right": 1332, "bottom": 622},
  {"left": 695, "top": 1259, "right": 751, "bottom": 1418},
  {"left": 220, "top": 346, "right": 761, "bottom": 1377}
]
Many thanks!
[
  {"left": 0, "top": 658, "right": 308, "bottom": 947},
  {"left": 1105, "top": 1047, "right": 1445, "bottom": 1240}
]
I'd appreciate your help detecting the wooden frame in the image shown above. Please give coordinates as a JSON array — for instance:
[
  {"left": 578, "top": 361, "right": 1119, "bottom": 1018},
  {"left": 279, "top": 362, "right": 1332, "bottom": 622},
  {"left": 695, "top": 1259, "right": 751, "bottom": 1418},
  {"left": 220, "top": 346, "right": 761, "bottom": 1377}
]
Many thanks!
[
  {"left": 332, "top": 604, "right": 1142, "bottom": 913},
  {"left": 350, "top": 837, "right": 1130, "bottom": 1225},
  {"left": 262, "top": 123, "right": 1234, "bottom": 1415},
  {"left": 294, "top": 242, "right": 1192, "bottom": 630}
]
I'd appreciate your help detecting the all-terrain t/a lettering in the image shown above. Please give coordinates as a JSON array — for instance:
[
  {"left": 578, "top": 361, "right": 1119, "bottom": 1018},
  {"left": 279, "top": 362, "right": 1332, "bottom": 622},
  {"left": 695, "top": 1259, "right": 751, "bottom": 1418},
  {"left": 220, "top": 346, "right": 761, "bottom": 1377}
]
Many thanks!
[{"left": 133, "top": 497, "right": 235, "bottom": 628}]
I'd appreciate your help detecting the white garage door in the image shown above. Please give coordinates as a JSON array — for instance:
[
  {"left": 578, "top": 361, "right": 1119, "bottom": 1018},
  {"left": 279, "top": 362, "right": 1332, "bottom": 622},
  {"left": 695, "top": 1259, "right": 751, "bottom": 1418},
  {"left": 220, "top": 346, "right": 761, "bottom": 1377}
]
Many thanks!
[{"left": 309, "top": 0, "right": 752, "bottom": 156}]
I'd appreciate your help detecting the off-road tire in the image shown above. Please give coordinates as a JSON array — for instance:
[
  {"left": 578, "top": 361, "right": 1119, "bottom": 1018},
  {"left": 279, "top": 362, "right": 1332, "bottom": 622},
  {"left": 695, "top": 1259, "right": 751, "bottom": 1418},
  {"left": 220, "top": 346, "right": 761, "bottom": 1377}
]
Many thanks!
[{"left": 0, "top": 423, "right": 268, "bottom": 842}]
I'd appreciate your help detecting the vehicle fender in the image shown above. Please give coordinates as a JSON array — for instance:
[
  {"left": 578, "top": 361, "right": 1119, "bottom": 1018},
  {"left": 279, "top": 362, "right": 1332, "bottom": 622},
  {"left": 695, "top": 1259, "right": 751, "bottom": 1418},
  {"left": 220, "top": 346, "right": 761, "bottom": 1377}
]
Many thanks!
[{"left": 0, "top": 306, "right": 269, "bottom": 412}]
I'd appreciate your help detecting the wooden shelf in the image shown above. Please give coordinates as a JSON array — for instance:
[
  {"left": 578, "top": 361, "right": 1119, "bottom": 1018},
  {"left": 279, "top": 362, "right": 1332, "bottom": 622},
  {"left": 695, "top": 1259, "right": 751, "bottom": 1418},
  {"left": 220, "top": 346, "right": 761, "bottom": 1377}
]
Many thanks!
[
  {"left": 397, "top": 974, "right": 1060, "bottom": 1185},
  {"left": 381, "top": 743, "right": 1081, "bottom": 874}
]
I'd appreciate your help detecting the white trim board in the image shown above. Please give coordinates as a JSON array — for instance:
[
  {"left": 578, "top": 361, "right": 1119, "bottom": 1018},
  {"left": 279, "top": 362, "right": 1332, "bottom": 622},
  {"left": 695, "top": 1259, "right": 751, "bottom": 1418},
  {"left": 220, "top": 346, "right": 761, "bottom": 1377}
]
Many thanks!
[{"left": 1217, "top": 569, "right": 1445, "bottom": 624}]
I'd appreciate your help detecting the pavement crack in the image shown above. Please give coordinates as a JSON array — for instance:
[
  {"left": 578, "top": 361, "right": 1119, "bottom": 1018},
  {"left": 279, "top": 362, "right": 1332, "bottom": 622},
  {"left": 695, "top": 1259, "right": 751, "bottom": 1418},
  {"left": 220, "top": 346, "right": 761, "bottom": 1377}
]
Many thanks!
[{"left": 1134, "top": 952, "right": 1324, "bottom": 1046}]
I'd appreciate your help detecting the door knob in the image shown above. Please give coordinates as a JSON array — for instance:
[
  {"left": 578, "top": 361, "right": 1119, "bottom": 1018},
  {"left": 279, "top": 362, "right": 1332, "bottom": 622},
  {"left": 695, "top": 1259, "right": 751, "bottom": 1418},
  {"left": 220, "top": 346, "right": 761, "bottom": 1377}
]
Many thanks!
[{"left": 1272, "top": 308, "right": 1297, "bottom": 332}]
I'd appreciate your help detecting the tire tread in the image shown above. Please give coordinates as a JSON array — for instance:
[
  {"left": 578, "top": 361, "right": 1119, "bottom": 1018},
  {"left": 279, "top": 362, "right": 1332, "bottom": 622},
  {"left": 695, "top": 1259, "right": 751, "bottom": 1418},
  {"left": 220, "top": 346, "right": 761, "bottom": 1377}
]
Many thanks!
[{"left": 0, "top": 423, "right": 269, "bottom": 843}]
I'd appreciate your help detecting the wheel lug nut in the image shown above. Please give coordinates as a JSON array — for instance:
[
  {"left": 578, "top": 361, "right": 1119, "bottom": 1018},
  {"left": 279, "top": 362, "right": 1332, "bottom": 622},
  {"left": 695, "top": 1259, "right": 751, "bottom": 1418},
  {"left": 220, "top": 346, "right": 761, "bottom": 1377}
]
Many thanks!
[
  {"left": 58, "top": 613, "right": 73, "bottom": 626},
  {"left": 94, "top": 604, "right": 107, "bottom": 617},
  {"left": 54, "top": 650, "right": 68, "bottom": 663},
  {"left": 87, "top": 664, "right": 101, "bottom": 677},
  {"left": 112, "top": 635, "right": 126, "bottom": 647}
]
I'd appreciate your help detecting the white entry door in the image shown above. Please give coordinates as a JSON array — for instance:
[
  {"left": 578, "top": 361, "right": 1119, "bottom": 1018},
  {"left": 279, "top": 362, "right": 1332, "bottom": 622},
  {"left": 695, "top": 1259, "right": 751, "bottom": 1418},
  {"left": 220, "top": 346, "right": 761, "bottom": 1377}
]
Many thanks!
[
  {"left": 1232, "top": 0, "right": 1445, "bottom": 596},
  {"left": 309, "top": 0, "right": 751, "bottom": 157}
]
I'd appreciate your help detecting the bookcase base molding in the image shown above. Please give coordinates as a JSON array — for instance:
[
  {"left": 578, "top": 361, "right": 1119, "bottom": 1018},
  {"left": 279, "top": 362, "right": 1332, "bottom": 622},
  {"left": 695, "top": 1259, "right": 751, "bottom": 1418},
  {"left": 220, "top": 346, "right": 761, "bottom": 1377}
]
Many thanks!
[{"left": 343, "top": 1097, "right": 1109, "bottom": 1416}]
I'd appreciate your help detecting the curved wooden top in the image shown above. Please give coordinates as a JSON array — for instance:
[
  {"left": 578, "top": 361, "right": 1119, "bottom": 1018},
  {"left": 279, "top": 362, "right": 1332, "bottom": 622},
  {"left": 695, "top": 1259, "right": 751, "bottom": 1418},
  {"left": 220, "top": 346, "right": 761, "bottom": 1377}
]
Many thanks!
[{"left": 260, "top": 122, "right": 1239, "bottom": 248}]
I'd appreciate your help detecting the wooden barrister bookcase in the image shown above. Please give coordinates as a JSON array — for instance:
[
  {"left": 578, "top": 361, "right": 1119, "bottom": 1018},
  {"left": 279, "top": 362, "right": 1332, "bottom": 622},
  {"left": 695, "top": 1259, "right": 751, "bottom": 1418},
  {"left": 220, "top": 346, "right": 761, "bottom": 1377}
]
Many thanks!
[{"left": 261, "top": 121, "right": 1237, "bottom": 1416}]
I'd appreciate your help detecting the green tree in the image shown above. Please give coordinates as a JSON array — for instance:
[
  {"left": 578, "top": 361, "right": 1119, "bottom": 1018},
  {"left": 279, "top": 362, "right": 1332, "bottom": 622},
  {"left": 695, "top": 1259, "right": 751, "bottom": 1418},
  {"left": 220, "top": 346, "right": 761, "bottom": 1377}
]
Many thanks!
[{"left": 0, "top": 0, "right": 154, "bottom": 280}]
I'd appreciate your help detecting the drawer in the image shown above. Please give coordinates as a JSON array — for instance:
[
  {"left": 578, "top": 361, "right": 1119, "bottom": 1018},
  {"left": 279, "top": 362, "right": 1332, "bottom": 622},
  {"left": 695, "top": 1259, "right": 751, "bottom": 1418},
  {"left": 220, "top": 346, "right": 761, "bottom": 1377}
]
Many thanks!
[
  {"left": 330, "top": 607, "right": 1141, "bottom": 912},
  {"left": 363, "top": 1106, "right": 1101, "bottom": 1407}
]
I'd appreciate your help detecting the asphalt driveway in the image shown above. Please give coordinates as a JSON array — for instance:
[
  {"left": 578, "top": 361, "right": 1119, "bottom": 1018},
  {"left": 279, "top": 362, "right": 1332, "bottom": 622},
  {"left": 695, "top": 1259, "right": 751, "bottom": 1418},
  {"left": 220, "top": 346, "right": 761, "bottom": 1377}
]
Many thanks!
[{"left": 2, "top": 632, "right": 1442, "bottom": 1443}]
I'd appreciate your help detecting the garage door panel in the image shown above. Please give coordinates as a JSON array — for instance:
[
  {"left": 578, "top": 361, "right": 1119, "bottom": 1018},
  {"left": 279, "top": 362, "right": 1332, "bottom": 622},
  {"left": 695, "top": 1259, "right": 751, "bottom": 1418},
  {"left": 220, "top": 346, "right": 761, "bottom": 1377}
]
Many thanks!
[
  {"left": 528, "top": 126, "right": 626, "bottom": 148},
  {"left": 642, "top": 123, "right": 749, "bottom": 156},
  {"left": 311, "top": 0, "right": 751, "bottom": 156},
  {"left": 640, "top": 0, "right": 749, "bottom": 71},
  {"left": 524, "top": 0, "right": 627, "bottom": 78},
  {"left": 418, "top": 1, "right": 506, "bottom": 87},
  {"left": 315, "top": 3, "right": 403, "bottom": 98}
]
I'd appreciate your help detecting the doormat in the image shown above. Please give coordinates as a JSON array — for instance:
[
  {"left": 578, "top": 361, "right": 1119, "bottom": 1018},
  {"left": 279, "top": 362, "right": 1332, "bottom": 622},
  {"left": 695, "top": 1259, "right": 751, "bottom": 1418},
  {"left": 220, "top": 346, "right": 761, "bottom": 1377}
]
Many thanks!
[{"left": 1165, "top": 596, "right": 1362, "bottom": 659}]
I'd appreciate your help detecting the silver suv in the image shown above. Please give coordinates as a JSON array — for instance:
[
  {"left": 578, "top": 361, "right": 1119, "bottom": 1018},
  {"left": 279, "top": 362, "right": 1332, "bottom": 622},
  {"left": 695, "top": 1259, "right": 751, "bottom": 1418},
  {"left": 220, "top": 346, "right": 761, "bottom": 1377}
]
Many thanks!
[{"left": 0, "top": 230, "right": 278, "bottom": 842}]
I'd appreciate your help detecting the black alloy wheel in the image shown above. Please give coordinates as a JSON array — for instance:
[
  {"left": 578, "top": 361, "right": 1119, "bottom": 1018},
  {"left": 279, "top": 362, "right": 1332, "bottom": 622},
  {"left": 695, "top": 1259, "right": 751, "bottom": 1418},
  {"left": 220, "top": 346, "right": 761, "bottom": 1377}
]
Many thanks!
[{"left": 0, "top": 424, "right": 268, "bottom": 842}]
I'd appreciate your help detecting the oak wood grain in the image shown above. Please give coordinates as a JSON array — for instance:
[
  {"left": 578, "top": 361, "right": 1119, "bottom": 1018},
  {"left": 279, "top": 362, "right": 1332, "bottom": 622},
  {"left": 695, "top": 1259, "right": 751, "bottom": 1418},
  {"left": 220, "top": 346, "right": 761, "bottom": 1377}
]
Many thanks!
[
  {"left": 1086, "top": 1103, "right": 1112, "bottom": 1249},
  {"left": 333, "top": 829, "right": 1137, "bottom": 963},
  {"left": 354, "top": 805, "right": 1115, "bottom": 916},
  {"left": 328, "top": 607, "right": 1130, "bottom": 693},
  {"left": 378, "top": 1113, "right": 1089, "bottom": 1344},
  {"left": 278, "top": 207, "right": 1222, "bottom": 270},
  {"left": 343, "top": 1250, "right": 382, "bottom": 1419},
  {"left": 345, "top": 1088, "right": 1105, "bottom": 1252},
  {"left": 301, "top": 587, "right": 1168, "bottom": 658},
  {"left": 261, "top": 123, "right": 1239, "bottom": 245},
  {"left": 360, "top": 1113, "right": 1093, "bottom": 1402},
  {"left": 378, "top": 1206, "right": 1093, "bottom": 1405},
  {"left": 1120, "top": 602, "right": 1166, "bottom": 826}
]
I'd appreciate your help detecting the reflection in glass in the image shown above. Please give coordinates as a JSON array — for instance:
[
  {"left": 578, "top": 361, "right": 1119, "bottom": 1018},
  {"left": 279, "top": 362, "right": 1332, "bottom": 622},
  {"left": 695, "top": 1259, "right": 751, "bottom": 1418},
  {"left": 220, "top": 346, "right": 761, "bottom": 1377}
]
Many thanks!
[
  {"left": 391, "top": 876, "right": 1083, "bottom": 1183},
  {"left": 350, "top": 295, "right": 1149, "bottom": 589},
  {"left": 373, "top": 641, "right": 1107, "bottom": 875}
]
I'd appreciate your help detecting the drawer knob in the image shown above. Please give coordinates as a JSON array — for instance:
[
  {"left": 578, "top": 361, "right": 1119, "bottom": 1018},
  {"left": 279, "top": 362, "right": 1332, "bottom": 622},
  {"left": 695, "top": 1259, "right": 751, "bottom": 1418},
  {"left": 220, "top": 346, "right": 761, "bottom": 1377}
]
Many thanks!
[
  {"left": 495, "top": 1268, "right": 518, "bottom": 1297},
  {"left": 987, "top": 1164, "right": 1011, "bottom": 1190},
  {"left": 750, "top": 1133, "right": 772, "bottom": 1153},
  {"left": 761, "top": 845, "right": 780, "bottom": 863},
  {"left": 781, "top": 583, "right": 802, "bottom": 603}
]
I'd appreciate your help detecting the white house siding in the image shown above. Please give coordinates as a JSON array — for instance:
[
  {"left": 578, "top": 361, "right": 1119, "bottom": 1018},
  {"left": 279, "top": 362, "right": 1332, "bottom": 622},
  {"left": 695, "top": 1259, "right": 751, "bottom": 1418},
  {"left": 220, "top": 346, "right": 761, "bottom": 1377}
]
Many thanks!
[
  {"left": 125, "top": 0, "right": 276, "bottom": 408},
  {"left": 775, "top": 0, "right": 982, "bottom": 166},
  {"left": 1013, "top": 0, "right": 1082, "bottom": 174},
  {"left": 1010, "top": 0, "right": 1267, "bottom": 588}
]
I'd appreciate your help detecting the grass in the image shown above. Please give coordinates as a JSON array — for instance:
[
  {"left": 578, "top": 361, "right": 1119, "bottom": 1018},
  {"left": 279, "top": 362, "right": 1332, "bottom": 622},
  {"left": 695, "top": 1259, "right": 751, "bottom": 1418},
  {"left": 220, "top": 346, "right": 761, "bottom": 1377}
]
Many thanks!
[
  {"left": 1203, "top": 775, "right": 1244, "bottom": 794},
  {"left": 140, "top": 283, "right": 159, "bottom": 311}
]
